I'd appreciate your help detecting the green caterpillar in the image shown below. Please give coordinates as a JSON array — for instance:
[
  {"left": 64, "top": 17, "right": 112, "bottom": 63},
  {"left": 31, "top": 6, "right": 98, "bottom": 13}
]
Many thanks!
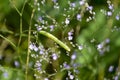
[{"left": 39, "top": 30, "right": 70, "bottom": 51}]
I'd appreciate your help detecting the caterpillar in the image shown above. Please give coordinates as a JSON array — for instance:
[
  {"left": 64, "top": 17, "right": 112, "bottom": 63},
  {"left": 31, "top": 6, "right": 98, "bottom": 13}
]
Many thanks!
[{"left": 39, "top": 30, "right": 70, "bottom": 51}]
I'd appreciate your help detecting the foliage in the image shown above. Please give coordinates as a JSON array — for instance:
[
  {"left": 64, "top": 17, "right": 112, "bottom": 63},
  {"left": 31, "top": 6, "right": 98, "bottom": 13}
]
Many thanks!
[{"left": 0, "top": 0, "right": 120, "bottom": 80}]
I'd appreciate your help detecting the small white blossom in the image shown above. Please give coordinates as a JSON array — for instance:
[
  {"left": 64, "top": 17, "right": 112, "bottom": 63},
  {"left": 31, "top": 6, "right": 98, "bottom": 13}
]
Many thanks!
[
  {"left": 37, "top": 26, "right": 42, "bottom": 31},
  {"left": 108, "top": 66, "right": 114, "bottom": 72},
  {"left": 44, "top": 78, "right": 49, "bottom": 80},
  {"left": 68, "top": 36, "right": 73, "bottom": 40},
  {"left": 69, "top": 75, "right": 74, "bottom": 79},
  {"left": 114, "top": 76, "right": 118, "bottom": 80},
  {"left": 29, "top": 43, "right": 34, "bottom": 50},
  {"left": 87, "top": 6, "right": 93, "bottom": 11},
  {"left": 52, "top": 53, "right": 58, "bottom": 60},
  {"left": 97, "top": 43, "right": 103, "bottom": 50},
  {"left": 109, "top": 5, "right": 113, "bottom": 10},
  {"left": 65, "top": 18, "right": 70, "bottom": 25},
  {"left": 77, "top": 14, "right": 81, "bottom": 20},
  {"left": 116, "top": 15, "right": 119, "bottom": 20},
  {"left": 38, "top": 16, "right": 42, "bottom": 21},
  {"left": 34, "top": 46, "right": 39, "bottom": 52},
  {"left": 71, "top": 54, "right": 76, "bottom": 60},
  {"left": 38, "top": 8, "right": 40, "bottom": 11},
  {"left": 70, "top": 3, "right": 76, "bottom": 7},
  {"left": 68, "top": 31, "right": 73, "bottom": 36},
  {"left": 78, "top": 45, "right": 83, "bottom": 50},
  {"left": 105, "top": 38, "right": 110, "bottom": 43},
  {"left": 63, "top": 62, "right": 70, "bottom": 69},
  {"left": 52, "top": 0, "right": 57, "bottom": 3},
  {"left": 79, "top": 1, "right": 84, "bottom": 5},
  {"left": 14, "top": 61, "right": 20, "bottom": 67},
  {"left": 3, "top": 72, "right": 8, "bottom": 78},
  {"left": 50, "top": 25, "right": 54, "bottom": 31},
  {"left": 107, "top": 11, "right": 112, "bottom": 16}
]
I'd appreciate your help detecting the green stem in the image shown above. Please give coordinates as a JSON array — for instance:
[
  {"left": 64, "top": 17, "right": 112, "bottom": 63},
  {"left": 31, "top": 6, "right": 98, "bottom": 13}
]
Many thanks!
[
  {"left": 18, "top": 0, "right": 27, "bottom": 46},
  {"left": 0, "top": 34, "right": 16, "bottom": 48},
  {"left": 25, "top": 6, "right": 35, "bottom": 80},
  {"left": 9, "top": 0, "right": 21, "bottom": 15},
  {"left": 18, "top": 15, "right": 22, "bottom": 46}
]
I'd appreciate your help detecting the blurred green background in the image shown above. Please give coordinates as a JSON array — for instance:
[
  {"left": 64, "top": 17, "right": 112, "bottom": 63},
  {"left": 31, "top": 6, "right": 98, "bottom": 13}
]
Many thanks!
[{"left": 0, "top": 0, "right": 120, "bottom": 80}]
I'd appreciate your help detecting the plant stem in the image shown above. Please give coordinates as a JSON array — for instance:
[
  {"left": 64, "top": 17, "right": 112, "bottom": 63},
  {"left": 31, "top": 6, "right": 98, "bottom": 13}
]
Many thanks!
[
  {"left": 0, "top": 34, "right": 16, "bottom": 48},
  {"left": 18, "top": 0, "right": 27, "bottom": 46},
  {"left": 25, "top": 6, "right": 35, "bottom": 80}
]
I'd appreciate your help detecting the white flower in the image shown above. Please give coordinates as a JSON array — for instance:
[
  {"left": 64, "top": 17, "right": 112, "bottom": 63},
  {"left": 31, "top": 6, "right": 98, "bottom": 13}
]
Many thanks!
[
  {"left": 116, "top": 15, "right": 119, "bottom": 20},
  {"left": 69, "top": 75, "right": 74, "bottom": 79},
  {"left": 68, "top": 36, "right": 73, "bottom": 40},
  {"left": 65, "top": 18, "right": 70, "bottom": 25},
  {"left": 79, "top": 1, "right": 84, "bottom": 5},
  {"left": 77, "top": 14, "right": 81, "bottom": 20},
  {"left": 52, "top": 53, "right": 58, "bottom": 60},
  {"left": 78, "top": 45, "right": 83, "bottom": 50},
  {"left": 71, "top": 54, "right": 76, "bottom": 60},
  {"left": 107, "top": 11, "right": 112, "bottom": 16}
]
